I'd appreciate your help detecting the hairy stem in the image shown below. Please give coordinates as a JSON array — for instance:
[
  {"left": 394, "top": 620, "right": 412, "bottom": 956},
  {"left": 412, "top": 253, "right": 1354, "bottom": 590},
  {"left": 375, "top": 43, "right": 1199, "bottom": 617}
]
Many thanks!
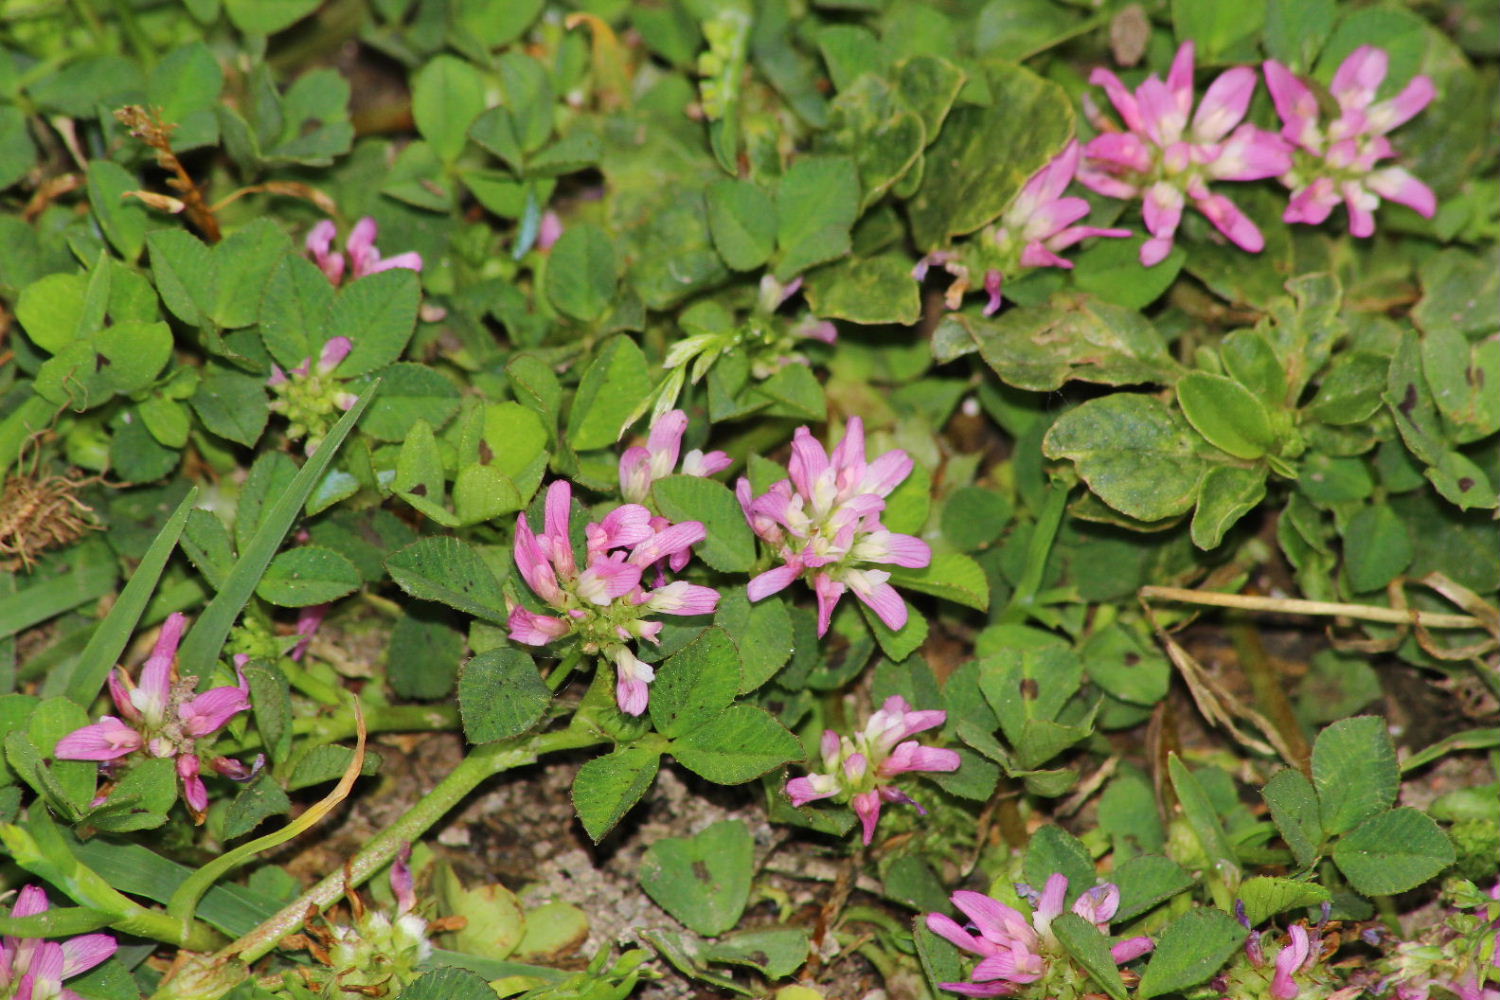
[
  {"left": 218, "top": 703, "right": 459, "bottom": 756},
  {"left": 221, "top": 725, "right": 606, "bottom": 966}
]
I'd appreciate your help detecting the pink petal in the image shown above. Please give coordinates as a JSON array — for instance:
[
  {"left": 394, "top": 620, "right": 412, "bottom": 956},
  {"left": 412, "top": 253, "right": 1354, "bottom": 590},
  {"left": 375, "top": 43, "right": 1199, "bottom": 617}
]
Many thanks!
[
  {"left": 646, "top": 581, "right": 719, "bottom": 616},
  {"left": 346, "top": 217, "right": 380, "bottom": 277},
  {"left": 618, "top": 446, "right": 654, "bottom": 502},
  {"left": 1044, "top": 225, "right": 1132, "bottom": 254},
  {"left": 135, "top": 612, "right": 188, "bottom": 723},
  {"left": 542, "top": 480, "right": 576, "bottom": 577},
  {"left": 1075, "top": 165, "right": 1141, "bottom": 201},
  {"left": 797, "top": 319, "right": 839, "bottom": 344},
  {"left": 788, "top": 426, "right": 830, "bottom": 501},
  {"left": 971, "top": 949, "right": 1044, "bottom": 984},
  {"left": 11, "top": 884, "right": 49, "bottom": 918},
  {"left": 107, "top": 668, "right": 140, "bottom": 723},
  {"left": 1208, "top": 125, "right": 1293, "bottom": 182},
  {"left": 28, "top": 940, "right": 67, "bottom": 992},
  {"left": 1036, "top": 873, "right": 1069, "bottom": 923},
  {"left": 508, "top": 607, "right": 570, "bottom": 645},
  {"left": 1192, "top": 67, "right": 1257, "bottom": 142},
  {"left": 60, "top": 934, "right": 117, "bottom": 978},
  {"left": 1341, "top": 180, "right": 1379, "bottom": 238},
  {"left": 646, "top": 410, "right": 687, "bottom": 477},
  {"left": 1367, "top": 167, "right": 1436, "bottom": 218},
  {"left": 1137, "top": 77, "right": 1186, "bottom": 146},
  {"left": 367, "top": 250, "right": 423, "bottom": 275},
  {"left": 54, "top": 718, "right": 142, "bottom": 761},
  {"left": 934, "top": 982, "right": 1013, "bottom": 997},
  {"left": 680, "top": 449, "right": 731, "bottom": 478},
  {"left": 1020, "top": 243, "right": 1071, "bottom": 270},
  {"left": 1139, "top": 236, "right": 1175, "bottom": 267},
  {"left": 211, "top": 754, "right": 262, "bottom": 781},
  {"left": 179, "top": 685, "right": 251, "bottom": 738},
  {"left": 785, "top": 774, "right": 838, "bottom": 808},
  {"left": 830, "top": 416, "right": 868, "bottom": 484},
  {"left": 747, "top": 564, "right": 800, "bottom": 601},
  {"left": 850, "top": 789, "right": 882, "bottom": 844},
  {"left": 576, "top": 556, "right": 643, "bottom": 604},
  {"left": 1143, "top": 181, "right": 1185, "bottom": 241},
  {"left": 390, "top": 843, "right": 417, "bottom": 914},
  {"left": 513, "top": 513, "right": 563, "bottom": 605},
  {"left": 1262, "top": 60, "right": 1320, "bottom": 148},
  {"left": 628, "top": 521, "right": 706, "bottom": 567},
  {"left": 611, "top": 648, "right": 654, "bottom": 716},
  {"left": 290, "top": 603, "right": 329, "bottom": 662},
  {"left": 852, "top": 529, "right": 931, "bottom": 569},
  {"left": 1272, "top": 925, "right": 1311, "bottom": 999},
  {"left": 1112, "top": 936, "right": 1155, "bottom": 963},
  {"left": 812, "top": 572, "right": 847, "bottom": 636},
  {"left": 1283, "top": 178, "right": 1340, "bottom": 225},
  {"left": 305, "top": 219, "right": 336, "bottom": 261},
  {"left": 1368, "top": 75, "right": 1435, "bottom": 133},
  {"left": 317, "top": 336, "right": 353, "bottom": 373},
  {"left": 1083, "top": 132, "right": 1153, "bottom": 175},
  {"left": 926, "top": 912, "right": 990, "bottom": 957},
  {"left": 1166, "top": 41, "right": 1196, "bottom": 110},
  {"left": 981, "top": 269, "right": 1003, "bottom": 317},
  {"left": 859, "top": 449, "right": 914, "bottom": 498},
  {"left": 177, "top": 754, "right": 209, "bottom": 817},
  {"left": 950, "top": 890, "right": 1036, "bottom": 949},
  {"left": 846, "top": 570, "right": 907, "bottom": 631},
  {"left": 1023, "top": 195, "right": 1092, "bottom": 244},
  {"left": 537, "top": 211, "right": 564, "bottom": 250},
  {"left": 1072, "top": 884, "right": 1121, "bottom": 925},
  {"left": 1088, "top": 68, "right": 1145, "bottom": 133},
  {"left": 1330, "top": 45, "right": 1387, "bottom": 114},
  {"left": 306, "top": 220, "right": 344, "bottom": 284},
  {"left": 594, "top": 504, "right": 655, "bottom": 553},
  {"left": 880, "top": 742, "right": 961, "bottom": 776},
  {"left": 1194, "top": 192, "right": 1265, "bottom": 252}
]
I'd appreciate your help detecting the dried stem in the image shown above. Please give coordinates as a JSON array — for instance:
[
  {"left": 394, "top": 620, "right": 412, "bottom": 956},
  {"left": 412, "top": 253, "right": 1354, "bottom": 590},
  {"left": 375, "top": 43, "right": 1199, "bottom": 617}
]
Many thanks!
[
  {"left": 1139, "top": 585, "right": 1485, "bottom": 630},
  {"left": 115, "top": 106, "right": 221, "bottom": 242}
]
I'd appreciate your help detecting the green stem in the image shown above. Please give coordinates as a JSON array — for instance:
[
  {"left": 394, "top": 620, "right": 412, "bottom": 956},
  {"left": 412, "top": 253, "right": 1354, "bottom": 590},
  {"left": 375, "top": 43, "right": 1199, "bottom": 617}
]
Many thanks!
[
  {"left": 999, "top": 481, "right": 1070, "bottom": 624},
  {"left": 218, "top": 703, "right": 460, "bottom": 756},
  {"left": 546, "top": 648, "right": 585, "bottom": 692},
  {"left": 279, "top": 659, "right": 345, "bottom": 707},
  {"left": 223, "top": 725, "right": 606, "bottom": 966}
]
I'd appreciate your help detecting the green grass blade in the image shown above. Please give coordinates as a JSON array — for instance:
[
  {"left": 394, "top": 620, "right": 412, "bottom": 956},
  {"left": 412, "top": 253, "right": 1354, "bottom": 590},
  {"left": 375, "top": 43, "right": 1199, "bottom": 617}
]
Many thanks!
[
  {"left": 37, "top": 578, "right": 207, "bottom": 696},
  {"left": 0, "top": 562, "right": 118, "bottom": 640},
  {"left": 61, "top": 488, "right": 198, "bottom": 707},
  {"left": 70, "top": 837, "right": 281, "bottom": 938},
  {"left": 176, "top": 384, "right": 377, "bottom": 677}
]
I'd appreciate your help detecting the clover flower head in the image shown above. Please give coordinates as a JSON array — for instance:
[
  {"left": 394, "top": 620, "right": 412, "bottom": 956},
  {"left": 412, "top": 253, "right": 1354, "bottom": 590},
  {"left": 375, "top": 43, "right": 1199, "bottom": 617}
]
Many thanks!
[
  {"left": 1379, "top": 879, "right": 1500, "bottom": 1000},
  {"left": 1, "top": 885, "right": 117, "bottom": 1000},
  {"left": 619, "top": 409, "right": 731, "bottom": 505},
  {"left": 509, "top": 480, "right": 719, "bottom": 715},
  {"left": 267, "top": 337, "right": 360, "bottom": 453},
  {"left": 306, "top": 217, "right": 423, "bottom": 286},
  {"left": 1080, "top": 41, "right": 1292, "bottom": 266},
  {"left": 917, "top": 142, "right": 1130, "bottom": 316},
  {"left": 289, "top": 844, "right": 457, "bottom": 999},
  {"left": 1263, "top": 46, "right": 1436, "bottom": 237},
  {"left": 738, "top": 417, "right": 931, "bottom": 636},
  {"left": 53, "top": 613, "right": 256, "bottom": 822},
  {"left": 786, "top": 695, "right": 960, "bottom": 843},
  {"left": 925, "top": 874, "right": 1154, "bottom": 997}
]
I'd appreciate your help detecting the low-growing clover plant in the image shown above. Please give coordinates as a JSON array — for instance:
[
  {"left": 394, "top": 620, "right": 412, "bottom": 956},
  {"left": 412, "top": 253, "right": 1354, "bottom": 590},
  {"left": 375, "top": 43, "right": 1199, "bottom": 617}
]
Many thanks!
[{"left": 0, "top": 1, "right": 1495, "bottom": 999}]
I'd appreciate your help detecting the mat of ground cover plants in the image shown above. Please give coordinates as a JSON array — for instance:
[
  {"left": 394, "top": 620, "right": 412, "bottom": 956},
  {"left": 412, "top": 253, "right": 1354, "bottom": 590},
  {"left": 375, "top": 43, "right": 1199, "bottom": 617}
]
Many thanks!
[{"left": 0, "top": 0, "right": 1497, "bottom": 998}]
